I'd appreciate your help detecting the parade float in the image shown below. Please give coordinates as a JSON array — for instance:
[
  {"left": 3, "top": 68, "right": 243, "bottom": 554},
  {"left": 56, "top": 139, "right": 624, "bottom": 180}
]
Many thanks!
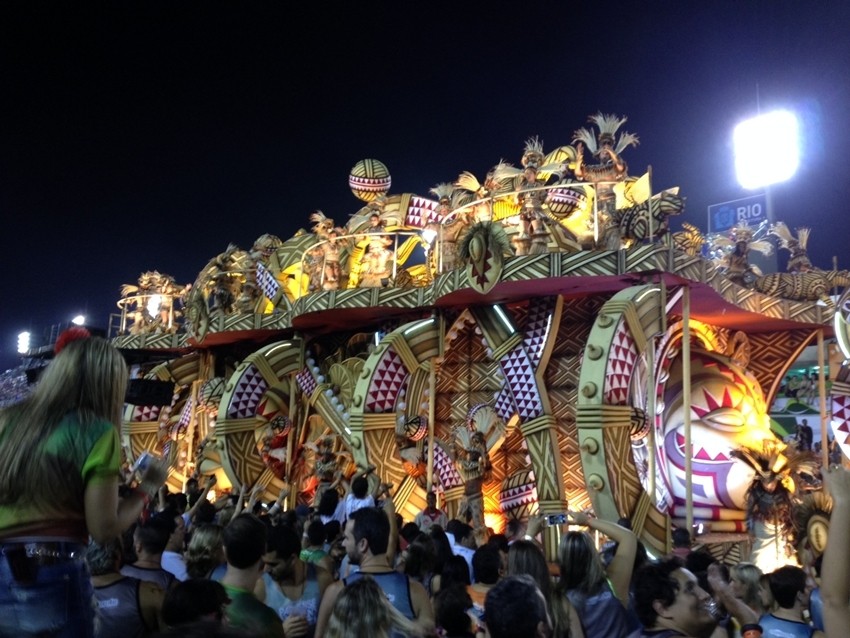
[{"left": 112, "top": 113, "right": 850, "bottom": 564}]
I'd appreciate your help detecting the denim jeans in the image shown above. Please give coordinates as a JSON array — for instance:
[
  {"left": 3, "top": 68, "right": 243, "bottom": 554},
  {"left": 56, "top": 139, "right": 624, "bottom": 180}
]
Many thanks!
[{"left": 0, "top": 543, "right": 96, "bottom": 637}]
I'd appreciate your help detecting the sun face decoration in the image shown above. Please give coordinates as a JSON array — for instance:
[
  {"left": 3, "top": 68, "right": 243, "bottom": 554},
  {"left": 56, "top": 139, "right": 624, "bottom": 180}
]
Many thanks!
[{"left": 657, "top": 348, "right": 777, "bottom": 518}]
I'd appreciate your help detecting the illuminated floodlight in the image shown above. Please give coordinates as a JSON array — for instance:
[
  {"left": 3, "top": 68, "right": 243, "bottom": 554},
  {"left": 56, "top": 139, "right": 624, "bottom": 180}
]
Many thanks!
[
  {"left": 17, "top": 331, "right": 31, "bottom": 354},
  {"left": 71, "top": 314, "right": 86, "bottom": 326},
  {"left": 733, "top": 110, "right": 799, "bottom": 189}
]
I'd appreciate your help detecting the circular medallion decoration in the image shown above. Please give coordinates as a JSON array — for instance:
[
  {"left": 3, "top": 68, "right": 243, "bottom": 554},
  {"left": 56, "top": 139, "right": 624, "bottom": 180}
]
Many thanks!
[
  {"left": 807, "top": 514, "right": 829, "bottom": 555},
  {"left": 403, "top": 415, "right": 428, "bottom": 442},
  {"left": 547, "top": 186, "right": 588, "bottom": 219},
  {"left": 349, "top": 159, "right": 391, "bottom": 202}
]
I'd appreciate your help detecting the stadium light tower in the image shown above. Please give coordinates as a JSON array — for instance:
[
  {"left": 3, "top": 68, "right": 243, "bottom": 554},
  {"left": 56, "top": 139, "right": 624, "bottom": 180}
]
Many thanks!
[
  {"left": 733, "top": 109, "right": 800, "bottom": 192},
  {"left": 17, "top": 331, "right": 31, "bottom": 355}
]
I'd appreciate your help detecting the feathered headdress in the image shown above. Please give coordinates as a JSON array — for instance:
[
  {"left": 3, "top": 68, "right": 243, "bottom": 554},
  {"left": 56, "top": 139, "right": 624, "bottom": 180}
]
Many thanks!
[
  {"left": 490, "top": 160, "right": 522, "bottom": 183},
  {"left": 769, "top": 222, "right": 813, "bottom": 272},
  {"left": 522, "top": 136, "right": 545, "bottom": 168},
  {"left": 573, "top": 112, "right": 640, "bottom": 156},
  {"left": 310, "top": 210, "right": 335, "bottom": 234},
  {"left": 429, "top": 182, "right": 455, "bottom": 204},
  {"left": 729, "top": 438, "right": 820, "bottom": 549},
  {"left": 454, "top": 171, "right": 484, "bottom": 195},
  {"left": 730, "top": 440, "right": 818, "bottom": 495},
  {"left": 769, "top": 222, "right": 809, "bottom": 250}
]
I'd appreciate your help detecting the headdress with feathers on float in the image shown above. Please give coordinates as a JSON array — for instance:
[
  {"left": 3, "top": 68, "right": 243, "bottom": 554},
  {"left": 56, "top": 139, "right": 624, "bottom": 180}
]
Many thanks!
[
  {"left": 454, "top": 161, "right": 516, "bottom": 203},
  {"left": 491, "top": 137, "right": 567, "bottom": 185},
  {"left": 705, "top": 220, "right": 774, "bottom": 267},
  {"left": 429, "top": 182, "right": 468, "bottom": 214},
  {"left": 572, "top": 113, "right": 639, "bottom": 157},
  {"left": 309, "top": 210, "right": 339, "bottom": 238},
  {"left": 730, "top": 439, "right": 819, "bottom": 540},
  {"left": 769, "top": 222, "right": 813, "bottom": 271},
  {"left": 448, "top": 404, "right": 506, "bottom": 481}
]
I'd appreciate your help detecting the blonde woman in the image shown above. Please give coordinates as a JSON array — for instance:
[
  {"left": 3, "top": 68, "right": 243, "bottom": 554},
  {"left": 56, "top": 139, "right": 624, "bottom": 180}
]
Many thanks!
[
  {"left": 553, "top": 511, "right": 637, "bottom": 638},
  {"left": 325, "top": 576, "right": 422, "bottom": 638},
  {"left": 0, "top": 329, "right": 166, "bottom": 635},
  {"left": 185, "top": 523, "right": 226, "bottom": 580}
]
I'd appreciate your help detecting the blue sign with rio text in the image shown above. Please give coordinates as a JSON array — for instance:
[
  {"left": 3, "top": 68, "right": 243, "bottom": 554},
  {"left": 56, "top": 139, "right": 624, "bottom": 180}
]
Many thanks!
[{"left": 707, "top": 193, "right": 767, "bottom": 233}]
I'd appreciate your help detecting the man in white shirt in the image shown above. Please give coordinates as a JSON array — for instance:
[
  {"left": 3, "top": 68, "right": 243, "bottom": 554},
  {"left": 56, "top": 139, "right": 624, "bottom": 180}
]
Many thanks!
[{"left": 414, "top": 492, "right": 448, "bottom": 534}]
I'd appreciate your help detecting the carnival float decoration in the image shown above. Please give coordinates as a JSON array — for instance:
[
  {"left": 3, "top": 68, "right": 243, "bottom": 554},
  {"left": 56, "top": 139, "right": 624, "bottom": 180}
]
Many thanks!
[
  {"left": 729, "top": 441, "right": 819, "bottom": 573},
  {"left": 106, "top": 111, "right": 850, "bottom": 561},
  {"left": 118, "top": 271, "right": 190, "bottom": 336}
]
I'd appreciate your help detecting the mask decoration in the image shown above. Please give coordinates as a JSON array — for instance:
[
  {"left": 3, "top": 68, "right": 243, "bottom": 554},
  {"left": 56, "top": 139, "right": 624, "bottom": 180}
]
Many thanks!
[{"left": 657, "top": 348, "right": 777, "bottom": 522}]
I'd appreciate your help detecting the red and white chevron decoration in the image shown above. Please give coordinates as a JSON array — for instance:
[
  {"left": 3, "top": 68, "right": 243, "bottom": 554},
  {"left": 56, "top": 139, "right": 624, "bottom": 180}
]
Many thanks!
[
  {"left": 604, "top": 321, "right": 637, "bottom": 405},
  {"left": 131, "top": 405, "right": 162, "bottom": 422},
  {"left": 227, "top": 364, "right": 268, "bottom": 419},
  {"left": 831, "top": 394, "right": 850, "bottom": 458},
  {"left": 296, "top": 368, "right": 317, "bottom": 396},
  {"left": 523, "top": 297, "right": 555, "bottom": 369},
  {"left": 256, "top": 396, "right": 281, "bottom": 422},
  {"left": 499, "top": 474, "right": 539, "bottom": 513},
  {"left": 500, "top": 347, "right": 543, "bottom": 419},
  {"left": 365, "top": 348, "right": 408, "bottom": 413},
  {"left": 403, "top": 196, "right": 442, "bottom": 228},
  {"left": 433, "top": 444, "right": 463, "bottom": 489}
]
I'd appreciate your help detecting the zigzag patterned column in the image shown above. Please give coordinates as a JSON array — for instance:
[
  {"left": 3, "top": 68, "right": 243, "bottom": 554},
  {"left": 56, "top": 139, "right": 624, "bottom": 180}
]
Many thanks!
[{"left": 520, "top": 414, "right": 568, "bottom": 561}]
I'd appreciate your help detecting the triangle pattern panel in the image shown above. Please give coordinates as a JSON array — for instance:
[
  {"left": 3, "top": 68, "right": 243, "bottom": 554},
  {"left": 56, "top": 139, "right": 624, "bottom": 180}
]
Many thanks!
[
  {"left": 832, "top": 395, "right": 850, "bottom": 458},
  {"left": 604, "top": 320, "right": 637, "bottom": 406},
  {"left": 176, "top": 397, "right": 194, "bottom": 435},
  {"left": 500, "top": 347, "right": 543, "bottom": 419},
  {"left": 132, "top": 405, "right": 162, "bottom": 422},
  {"left": 433, "top": 443, "right": 463, "bottom": 489},
  {"left": 523, "top": 297, "right": 556, "bottom": 370},
  {"left": 256, "top": 396, "right": 279, "bottom": 421},
  {"left": 499, "top": 473, "right": 539, "bottom": 513},
  {"left": 405, "top": 196, "right": 441, "bottom": 228},
  {"left": 296, "top": 369, "right": 317, "bottom": 396},
  {"left": 494, "top": 388, "right": 516, "bottom": 422},
  {"left": 256, "top": 262, "right": 280, "bottom": 301},
  {"left": 227, "top": 364, "right": 269, "bottom": 419},
  {"left": 366, "top": 348, "right": 408, "bottom": 413}
]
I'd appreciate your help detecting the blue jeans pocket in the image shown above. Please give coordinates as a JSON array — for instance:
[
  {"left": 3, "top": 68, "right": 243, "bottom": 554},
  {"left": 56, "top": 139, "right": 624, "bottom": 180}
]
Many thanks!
[{"left": 0, "top": 561, "right": 95, "bottom": 637}]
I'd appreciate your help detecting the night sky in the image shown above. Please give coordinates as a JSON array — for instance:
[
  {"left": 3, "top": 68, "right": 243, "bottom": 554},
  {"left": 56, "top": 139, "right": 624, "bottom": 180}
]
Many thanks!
[{"left": 2, "top": 2, "right": 848, "bottom": 371}]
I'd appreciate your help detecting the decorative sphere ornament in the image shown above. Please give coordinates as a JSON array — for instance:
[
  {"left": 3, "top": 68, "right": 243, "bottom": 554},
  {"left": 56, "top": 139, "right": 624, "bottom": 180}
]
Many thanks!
[
  {"left": 349, "top": 159, "right": 391, "bottom": 202},
  {"left": 547, "top": 186, "right": 589, "bottom": 218}
]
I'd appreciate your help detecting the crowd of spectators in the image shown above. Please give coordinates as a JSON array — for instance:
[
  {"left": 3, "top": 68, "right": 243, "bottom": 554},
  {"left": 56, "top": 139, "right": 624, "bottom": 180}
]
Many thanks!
[
  {"left": 72, "top": 472, "right": 850, "bottom": 638},
  {"left": 6, "top": 329, "right": 849, "bottom": 638}
]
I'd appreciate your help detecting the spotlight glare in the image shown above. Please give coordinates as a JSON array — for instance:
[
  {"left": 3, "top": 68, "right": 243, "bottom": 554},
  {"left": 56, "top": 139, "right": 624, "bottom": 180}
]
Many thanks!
[
  {"left": 733, "top": 110, "right": 800, "bottom": 189},
  {"left": 17, "top": 331, "right": 31, "bottom": 354}
]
